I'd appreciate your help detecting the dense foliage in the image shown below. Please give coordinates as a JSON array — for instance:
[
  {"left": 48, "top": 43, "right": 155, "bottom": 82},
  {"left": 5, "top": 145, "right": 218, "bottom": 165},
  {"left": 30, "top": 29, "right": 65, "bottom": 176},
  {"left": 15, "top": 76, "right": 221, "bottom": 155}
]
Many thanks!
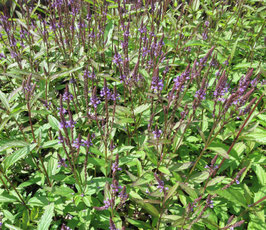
[{"left": 0, "top": 0, "right": 265, "bottom": 229}]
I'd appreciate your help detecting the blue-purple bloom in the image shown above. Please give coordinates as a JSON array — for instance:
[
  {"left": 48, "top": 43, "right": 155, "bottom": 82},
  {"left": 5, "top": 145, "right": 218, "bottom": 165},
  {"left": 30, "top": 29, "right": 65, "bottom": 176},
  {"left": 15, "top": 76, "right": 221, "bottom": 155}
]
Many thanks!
[
  {"left": 151, "top": 76, "right": 163, "bottom": 93},
  {"left": 112, "top": 162, "right": 122, "bottom": 174},
  {"left": 58, "top": 158, "right": 67, "bottom": 168},
  {"left": 89, "top": 95, "right": 101, "bottom": 109},
  {"left": 111, "top": 179, "right": 122, "bottom": 193},
  {"left": 63, "top": 91, "right": 73, "bottom": 101},
  {"left": 195, "top": 88, "right": 206, "bottom": 101},
  {"left": 113, "top": 53, "right": 123, "bottom": 66},
  {"left": 152, "top": 129, "right": 162, "bottom": 139},
  {"left": 0, "top": 53, "right": 5, "bottom": 59}
]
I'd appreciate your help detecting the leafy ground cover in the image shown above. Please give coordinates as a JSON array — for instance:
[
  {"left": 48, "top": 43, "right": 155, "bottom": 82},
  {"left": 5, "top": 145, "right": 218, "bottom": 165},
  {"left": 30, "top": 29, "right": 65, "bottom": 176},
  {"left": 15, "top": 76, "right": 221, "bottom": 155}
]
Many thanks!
[{"left": 0, "top": 0, "right": 265, "bottom": 229}]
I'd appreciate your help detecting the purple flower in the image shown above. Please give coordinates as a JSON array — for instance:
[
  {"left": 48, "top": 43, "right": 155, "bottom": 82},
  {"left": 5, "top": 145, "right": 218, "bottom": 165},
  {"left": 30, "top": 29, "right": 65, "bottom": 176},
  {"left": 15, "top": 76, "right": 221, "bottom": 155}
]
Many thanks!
[
  {"left": 202, "top": 32, "right": 208, "bottom": 40},
  {"left": 103, "top": 199, "right": 112, "bottom": 209},
  {"left": 84, "top": 69, "right": 95, "bottom": 79},
  {"left": 154, "top": 173, "right": 168, "bottom": 193},
  {"left": 111, "top": 179, "right": 122, "bottom": 193},
  {"left": 195, "top": 88, "right": 206, "bottom": 101},
  {"left": 81, "top": 139, "right": 92, "bottom": 148},
  {"left": 100, "top": 86, "right": 112, "bottom": 100},
  {"left": 10, "top": 51, "right": 18, "bottom": 58},
  {"left": 89, "top": 95, "right": 101, "bottom": 109},
  {"left": 138, "top": 25, "right": 147, "bottom": 34},
  {"left": 209, "top": 200, "right": 214, "bottom": 208},
  {"left": 61, "top": 223, "right": 72, "bottom": 230},
  {"left": 223, "top": 60, "right": 229, "bottom": 66},
  {"left": 173, "top": 71, "right": 190, "bottom": 91},
  {"left": 109, "top": 218, "right": 118, "bottom": 230},
  {"left": 58, "top": 107, "right": 67, "bottom": 115},
  {"left": 58, "top": 158, "right": 67, "bottom": 168},
  {"left": 152, "top": 129, "right": 162, "bottom": 139},
  {"left": 59, "top": 121, "right": 66, "bottom": 129},
  {"left": 113, "top": 53, "right": 123, "bottom": 66},
  {"left": 0, "top": 53, "right": 5, "bottom": 59},
  {"left": 205, "top": 21, "right": 210, "bottom": 27},
  {"left": 112, "top": 162, "right": 122, "bottom": 174},
  {"left": 73, "top": 138, "right": 82, "bottom": 149},
  {"left": 65, "top": 120, "right": 76, "bottom": 128},
  {"left": 151, "top": 76, "right": 163, "bottom": 93},
  {"left": 58, "top": 135, "right": 64, "bottom": 144},
  {"left": 63, "top": 91, "right": 73, "bottom": 101}
]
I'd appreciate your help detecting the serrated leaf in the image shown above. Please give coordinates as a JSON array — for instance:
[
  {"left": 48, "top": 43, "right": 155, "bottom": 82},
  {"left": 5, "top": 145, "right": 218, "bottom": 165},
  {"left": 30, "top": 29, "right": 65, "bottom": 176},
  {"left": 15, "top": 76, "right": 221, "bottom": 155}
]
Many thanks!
[
  {"left": 207, "top": 176, "right": 225, "bottom": 187},
  {"left": 0, "top": 193, "right": 18, "bottom": 202},
  {"left": 208, "top": 143, "right": 230, "bottom": 159},
  {"left": 0, "top": 90, "right": 10, "bottom": 111},
  {"left": 37, "top": 203, "right": 54, "bottom": 230},
  {"left": 0, "top": 140, "right": 28, "bottom": 152},
  {"left": 179, "top": 183, "right": 198, "bottom": 199},
  {"left": 127, "top": 218, "right": 152, "bottom": 229},
  {"left": 54, "top": 186, "right": 74, "bottom": 197},
  {"left": 192, "top": 0, "right": 200, "bottom": 11},
  {"left": 48, "top": 115, "right": 60, "bottom": 131},
  {"left": 189, "top": 171, "right": 209, "bottom": 184},
  {"left": 133, "top": 104, "right": 150, "bottom": 115},
  {"left": 242, "top": 130, "right": 266, "bottom": 144},
  {"left": 50, "top": 66, "right": 83, "bottom": 81},
  {"left": 132, "top": 199, "right": 159, "bottom": 217},
  {"left": 4, "top": 224, "right": 22, "bottom": 230},
  {"left": 169, "top": 162, "right": 194, "bottom": 172},
  {"left": 211, "top": 188, "right": 247, "bottom": 208},
  {"left": 3, "top": 143, "right": 37, "bottom": 170},
  {"left": 158, "top": 166, "right": 171, "bottom": 175},
  {"left": 164, "top": 183, "right": 179, "bottom": 202},
  {"left": 252, "top": 164, "right": 266, "bottom": 186}
]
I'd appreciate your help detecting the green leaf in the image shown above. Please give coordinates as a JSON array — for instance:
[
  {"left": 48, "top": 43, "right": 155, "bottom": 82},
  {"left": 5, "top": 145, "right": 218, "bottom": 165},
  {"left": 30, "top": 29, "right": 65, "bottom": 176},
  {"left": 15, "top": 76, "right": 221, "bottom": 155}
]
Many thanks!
[
  {"left": 104, "top": 20, "right": 114, "bottom": 45},
  {"left": 3, "top": 143, "right": 37, "bottom": 170},
  {"left": 50, "top": 66, "right": 83, "bottom": 81},
  {"left": 0, "top": 140, "right": 28, "bottom": 152},
  {"left": 4, "top": 224, "right": 22, "bottom": 230},
  {"left": 127, "top": 218, "right": 152, "bottom": 229},
  {"left": 48, "top": 115, "right": 60, "bottom": 131},
  {"left": 207, "top": 176, "right": 225, "bottom": 187},
  {"left": 164, "top": 182, "right": 179, "bottom": 202},
  {"left": 0, "top": 90, "right": 10, "bottom": 111},
  {"left": 211, "top": 188, "right": 247, "bottom": 208},
  {"left": 208, "top": 142, "right": 230, "bottom": 159},
  {"left": 158, "top": 166, "right": 171, "bottom": 176},
  {"left": 230, "top": 38, "right": 239, "bottom": 61},
  {"left": 37, "top": 203, "right": 54, "bottom": 230},
  {"left": 179, "top": 183, "right": 198, "bottom": 199},
  {"left": 53, "top": 186, "right": 74, "bottom": 197},
  {"left": 133, "top": 104, "right": 150, "bottom": 115},
  {"left": 242, "top": 129, "right": 266, "bottom": 144},
  {"left": 0, "top": 193, "right": 18, "bottom": 202},
  {"left": 132, "top": 198, "right": 160, "bottom": 217},
  {"left": 192, "top": 0, "right": 200, "bottom": 11},
  {"left": 189, "top": 171, "right": 209, "bottom": 184},
  {"left": 169, "top": 162, "right": 194, "bottom": 172},
  {"left": 252, "top": 164, "right": 266, "bottom": 186}
]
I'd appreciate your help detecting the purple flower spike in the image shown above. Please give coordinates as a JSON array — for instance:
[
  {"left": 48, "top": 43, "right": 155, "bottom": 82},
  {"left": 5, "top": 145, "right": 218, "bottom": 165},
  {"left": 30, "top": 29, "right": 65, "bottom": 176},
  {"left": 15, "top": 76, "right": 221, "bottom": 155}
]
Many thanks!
[
  {"left": 0, "top": 53, "right": 6, "bottom": 59},
  {"left": 89, "top": 95, "right": 101, "bottom": 109},
  {"left": 58, "top": 158, "right": 67, "bottom": 168},
  {"left": 81, "top": 139, "right": 92, "bottom": 148},
  {"left": 152, "top": 129, "right": 162, "bottom": 139},
  {"left": 113, "top": 53, "right": 123, "bottom": 66},
  {"left": 73, "top": 138, "right": 82, "bottom": 149},
  {"left": 63, "top": 91, "right": 73, "bottom": 101}
]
